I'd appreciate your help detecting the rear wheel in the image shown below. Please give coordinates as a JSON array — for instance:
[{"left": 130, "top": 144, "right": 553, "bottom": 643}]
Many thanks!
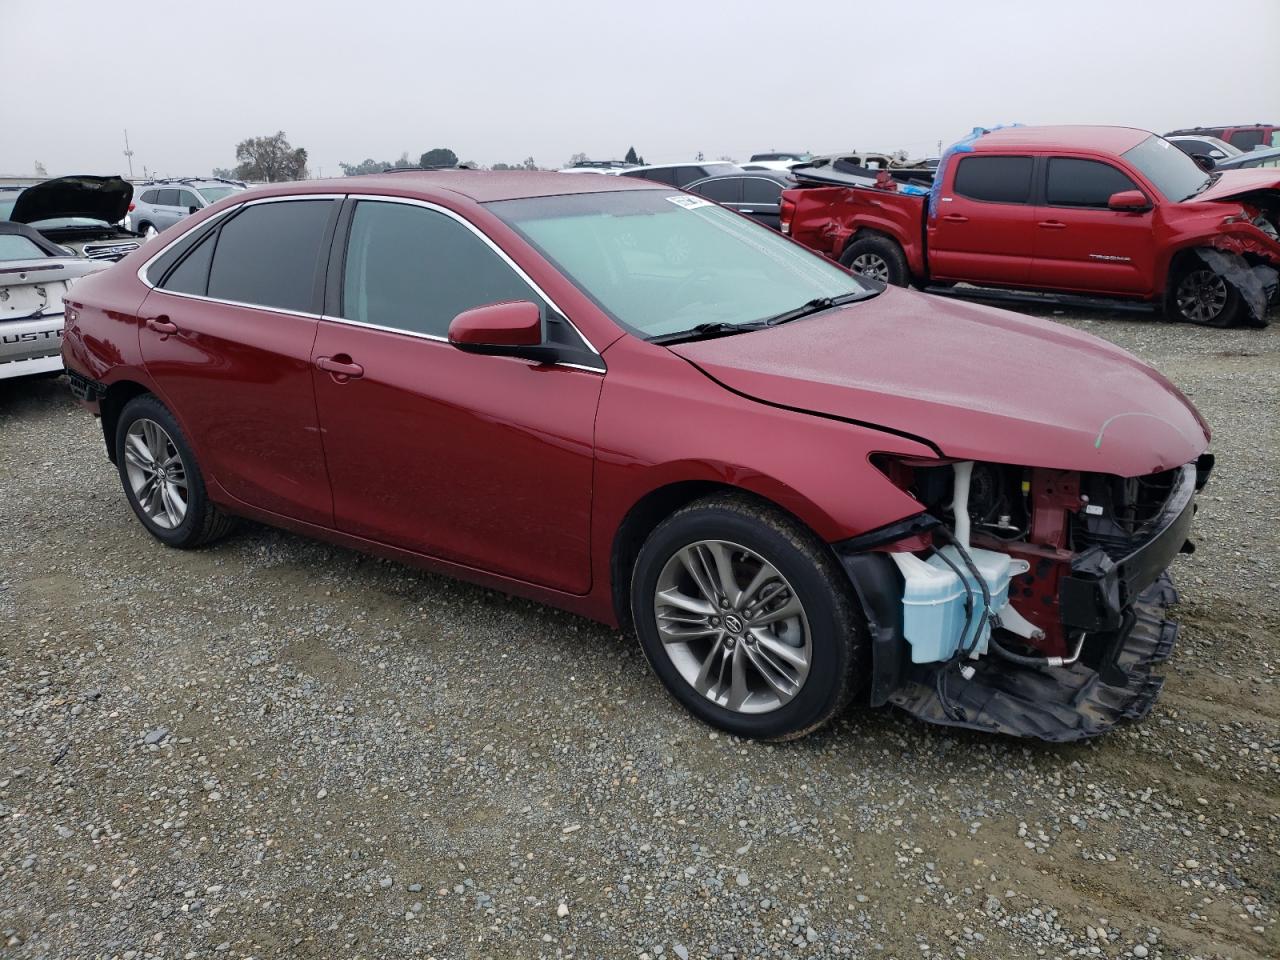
[
  {"left": 840, "top": 235, "right": 909, "bottom": 287},
  {"left": 631, "top": 494, "right": 866, "bottom": 740},
  {"left": 114, "top": 394, "right": 234, "bottom": 548},
  {"left": 1170, "top": 266, "right": 1240, "bottom": 327},
  {"left": 140, "top": 222, "right": 158, "bottom": 239}
]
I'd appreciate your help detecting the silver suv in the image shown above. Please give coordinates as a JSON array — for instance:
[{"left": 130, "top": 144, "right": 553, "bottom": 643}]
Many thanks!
[{"left": 130, "top": 178, "right": 245, "bottom": 236}]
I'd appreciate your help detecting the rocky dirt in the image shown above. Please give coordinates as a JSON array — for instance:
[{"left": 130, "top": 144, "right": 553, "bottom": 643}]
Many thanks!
[{"left": 0, "top": 308, "right": 1276, "bottom": 960}]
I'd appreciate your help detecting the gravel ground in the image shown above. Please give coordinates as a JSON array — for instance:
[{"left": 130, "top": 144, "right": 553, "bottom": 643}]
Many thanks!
[{"left": 1, "top": 307, "right": 1276, "bottom": 960}]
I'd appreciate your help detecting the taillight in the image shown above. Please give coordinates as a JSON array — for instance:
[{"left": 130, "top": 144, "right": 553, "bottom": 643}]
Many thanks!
[
  {"left": 779, "top": 196, "right": 796, "bottom": 234},
  {"left": 128, "top": 202, "right": 136, "bottom": 211}
]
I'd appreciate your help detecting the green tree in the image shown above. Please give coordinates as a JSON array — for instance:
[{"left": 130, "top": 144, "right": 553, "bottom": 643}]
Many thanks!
[
  {"left": 624, "top": 146, "right": 639, "bottom": 164},
  {"left": 419, "top": 147, "right": 459, "bottom": 168},
  {"left": 211, "top": 167, "right": 236, "bottom": 179},
  {"left": 522, "top": 157, "right": 538, "bottom": 170},
  {"left": 566, "top": 152, "right": 588, "bottom": 167},
  {"left": 233, "top": 131, "right": 308, "bottom": 182}
]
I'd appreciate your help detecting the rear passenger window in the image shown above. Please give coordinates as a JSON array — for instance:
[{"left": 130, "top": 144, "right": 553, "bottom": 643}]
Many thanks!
[
  {"left": 693, "top": 179, "right": 741, "bottom": 203},
  {"left": 157, "top": 189, "right": 180, "bottom": 206},
  {"left": 207, "top": 200, "right": 333, "bottom": 312},
  {"left": 1046, "top": 158, "right": 1139, "bottom": 208},
  {"left": 161, "top": 233, "right": 215, "bottom": 296},
  {"left": 953, "top": 156, "right": 1034, "bottom": 204},
  {"left": 341, "top": 200, "right": 539, "bottom": 338},
  {"left": 141, "top": 190, "right": 158, "bottom": 204},
  {"left": 743, "top": 178, "right": 783, "bottom": 204}
]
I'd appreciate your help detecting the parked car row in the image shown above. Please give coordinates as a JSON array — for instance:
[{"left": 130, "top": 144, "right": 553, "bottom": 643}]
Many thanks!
[{"left": 128, "top": 177, "right": 247, "bottom": 237}]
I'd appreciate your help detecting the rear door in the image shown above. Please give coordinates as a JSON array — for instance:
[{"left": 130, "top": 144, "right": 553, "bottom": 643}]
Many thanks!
[
  {"left": 740, "top": 176, "right": 786, "bottom": 230},
  {"left": 310, "top": 197, "right": 602, "bottom": 593},
  {"left": 927, "top": 154, "right": 1036, "bottom": 284},
  {"left": 1029, "top": 157, "right": 1155, "bottom": 295},
  {"left": 155, "top": 189, "right": 184, "bottom": 230},
  {"left": 139, "top": 197, "right": 338, "bottom": 525}
]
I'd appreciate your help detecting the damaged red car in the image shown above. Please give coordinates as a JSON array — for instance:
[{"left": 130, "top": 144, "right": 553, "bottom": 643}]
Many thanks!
[
  {"left": 783, "top": 126, "right": 1280, "bottom": 327},
  {"left": 62, "top": 171, "right": 1213, "bottom": 742}
]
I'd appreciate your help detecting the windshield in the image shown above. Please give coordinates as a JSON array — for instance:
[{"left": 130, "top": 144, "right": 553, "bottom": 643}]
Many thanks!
[
  {"left": 489, "top": 190, "right": 866, "bottom": 339},
  {"left": 1124, "top": 136, "right": 1211, "bottom": 201},
  {"left": 0, "top": 234, "right": 48, "bottom": 261},
  {"left": 197, "top": 185, "right": 238, "bottom": 203}
]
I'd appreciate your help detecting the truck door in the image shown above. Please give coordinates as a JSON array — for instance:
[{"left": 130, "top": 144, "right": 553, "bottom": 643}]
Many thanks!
[
  {"left": 927, "top": 154, "right": 1036, "bottom": 285},
  {"left": 1030, "top": 157, "right": 1155, "bottom": 296}
]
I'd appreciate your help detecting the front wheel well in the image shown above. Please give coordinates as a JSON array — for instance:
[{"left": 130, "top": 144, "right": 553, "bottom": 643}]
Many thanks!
[
  {"left": 610, "top": 481, "right": 833, "bottom": 631},
  {"left": 100, "top": 380, "right": 151, "bottom": 463}
]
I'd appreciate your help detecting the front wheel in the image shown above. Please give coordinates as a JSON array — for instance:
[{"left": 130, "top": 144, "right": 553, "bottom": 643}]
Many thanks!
[
  {"left": 1169, "top": 266, "right": 1240, "bottom": 327},
  {"left": 631, "top": 495, "right": 866, "bottom": 740}
]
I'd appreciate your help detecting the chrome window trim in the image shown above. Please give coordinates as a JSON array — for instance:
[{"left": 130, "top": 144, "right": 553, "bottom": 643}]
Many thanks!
[
  {"left": 133, "top": 192, "right": 605, "bottom": 373},
  {"left": 344, "top": 193, "right": 600, "bottom": 357}
]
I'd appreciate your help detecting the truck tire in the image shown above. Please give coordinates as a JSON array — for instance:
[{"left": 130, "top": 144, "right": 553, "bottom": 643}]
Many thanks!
[
  {"left": 840, "top": 235, "right": 909, "bottom": 287},
  {"left": 1168, "top": 264, "right": 1240, "bottom": 327}
]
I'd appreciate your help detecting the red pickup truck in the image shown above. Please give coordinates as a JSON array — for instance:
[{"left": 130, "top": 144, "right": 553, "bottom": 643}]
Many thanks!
[{"left": 781, "top": 126, "right": 1280, "bottom": 327}]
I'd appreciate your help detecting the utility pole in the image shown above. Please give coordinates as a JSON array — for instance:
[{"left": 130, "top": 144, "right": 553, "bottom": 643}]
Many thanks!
[{"left": 123, "top": 129, "right": 135, "bottom": 177}]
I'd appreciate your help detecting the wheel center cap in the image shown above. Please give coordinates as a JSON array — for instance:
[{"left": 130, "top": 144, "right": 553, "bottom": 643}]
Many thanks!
[{"left": 723, "top": 614, "right": 743, "bottom": 634}]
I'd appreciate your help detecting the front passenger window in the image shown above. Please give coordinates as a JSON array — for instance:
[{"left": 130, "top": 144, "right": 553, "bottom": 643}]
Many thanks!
[{"left": 340, "top": 200, "right": 543, "bottom": 338}]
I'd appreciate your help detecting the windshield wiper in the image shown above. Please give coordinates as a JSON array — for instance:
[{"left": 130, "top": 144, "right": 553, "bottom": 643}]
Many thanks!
[
  {"left": 1181, "top": 172, "right": 1221, "bottom": 201},
  {"left": 648, "top": 321, "right": 769, "bottom": 346},
  {"left": 762, "top": 290, "right": 878, "bottom": 327}
]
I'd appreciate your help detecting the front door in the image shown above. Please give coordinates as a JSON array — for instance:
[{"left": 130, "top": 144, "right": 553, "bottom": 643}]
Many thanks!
[
  {"left": 139, "top": 197, "right": 338, "bottom": 525},
  {"left": 311, "top": 198, "right": 602, "bottom": 594},
  {"left": 1029, "top": 157, "right": 1155, "bottom": 295},
  {"left": 927, "top": 153, "right": 1037, "bottom": 285}
]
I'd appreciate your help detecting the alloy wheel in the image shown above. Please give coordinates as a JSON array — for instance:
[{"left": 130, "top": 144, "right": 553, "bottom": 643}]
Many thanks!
[
  {"left": 850, "top": 252, "right": 890, "bottom": 282},
  {"left": 653, "top": 540, "right": 811, "bottom": 714},
  {"left": 123, "top": 419, "right": 188, "bottom": 529},
  {"left": 1175, "top": 269, "right": 1228, "bottom": 324}
]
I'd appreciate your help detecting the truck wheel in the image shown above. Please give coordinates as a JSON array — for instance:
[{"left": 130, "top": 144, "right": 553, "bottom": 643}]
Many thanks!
[
  {"left": 840, "top": 236, "right": 909, "bottom": 287},
  {"left": 630, "top": 494, "right": 867, "bottom": 740},
  {"left": 1169, "top": 266, "right": 1240, "bottom": 327}
]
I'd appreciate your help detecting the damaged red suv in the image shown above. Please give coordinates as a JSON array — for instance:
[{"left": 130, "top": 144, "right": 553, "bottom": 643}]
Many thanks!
[{"left": 63, "top": 172, "right": 1213, "bottom": 742}]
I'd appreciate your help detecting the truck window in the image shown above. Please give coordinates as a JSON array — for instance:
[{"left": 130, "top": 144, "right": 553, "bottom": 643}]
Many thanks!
[
  {"left": 952, "top": 156, "right": 1033, "bottom": 204},
  {"left": 1229, "top": 130, "right": 1265, "bottom": 151},
  {"left": 1046, "top": 158, "right": 1140, "bottom": 208}
]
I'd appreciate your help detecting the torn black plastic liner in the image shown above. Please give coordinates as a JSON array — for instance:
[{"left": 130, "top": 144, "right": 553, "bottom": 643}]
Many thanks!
[
  {"left": 886, "top": 574, "right": 1179, "bottom": 742},
  {"left": 1196, "top": 247, "right": 1278, "bottom": 326}
]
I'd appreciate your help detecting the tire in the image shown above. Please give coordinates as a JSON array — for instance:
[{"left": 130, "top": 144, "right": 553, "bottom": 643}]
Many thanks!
[
  {"left": 139, "top": 222, "right": 158, "bottom": 239},
  {"left": 840, "top": 234, "right": 909, "bottom": 287},
  {"left": 1167, "top": 264, "right": 1240, "bottom": 327},
  {"left": 630, "top": 494, "right": 867, "bottom": 740},
  {"left": 114, "top": 394, "right": 235, "bottom": 548}
]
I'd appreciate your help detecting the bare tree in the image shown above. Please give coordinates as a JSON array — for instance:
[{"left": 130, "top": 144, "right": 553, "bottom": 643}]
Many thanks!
[{"left": 233, "top": 131, "right": 309, "bottom": 182}]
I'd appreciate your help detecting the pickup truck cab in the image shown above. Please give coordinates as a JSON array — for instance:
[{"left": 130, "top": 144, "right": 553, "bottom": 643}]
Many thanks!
[{"left": 783, "top": 126, "right": 1280, "bottom": 327}]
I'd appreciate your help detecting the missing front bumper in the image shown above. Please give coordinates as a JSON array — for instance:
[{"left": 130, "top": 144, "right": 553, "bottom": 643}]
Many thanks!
[{"left": 885, "top": 573, "right": 1179, "bottom": 742}]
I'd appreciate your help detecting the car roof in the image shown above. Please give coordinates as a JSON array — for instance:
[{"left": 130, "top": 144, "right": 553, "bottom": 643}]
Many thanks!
[
  {"left": 1219, "top": 145, "right": 1280, "bottom": 166},
  {"left": 691, "top": 170, "right": 794, "bottom": 183},
  {"left": 972, "top": 125, "right": 1151, "bottom": 155},
  {"left": 240, "top": 170, "right": 670, "bottom": 204},
  {"left": 629, "top": 161, "right": 739, "bottom": 172}
]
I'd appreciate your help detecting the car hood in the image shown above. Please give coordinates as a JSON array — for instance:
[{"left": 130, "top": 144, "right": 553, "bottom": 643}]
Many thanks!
[
  {"left": 10, "top": 175, "right": 133, "bottom": 226},
  {"left": 1192, "top": 168, "right": 1280, "bottom": 203},
  {"left": 668, "top": 287, "right": 1210, "bottom": 477}
]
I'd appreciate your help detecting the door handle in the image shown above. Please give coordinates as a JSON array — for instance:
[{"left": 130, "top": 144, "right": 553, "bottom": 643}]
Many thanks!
[
  {"left": 315, "top": 355, "right": 364, "bottom": 381},
  {"left": 942, "top": 213, "right": 969, "bottom": 223},
  {"left": 145, "top": 315, "right": 178, "bottom": 335},
  {"left": 1038, "top": 220, "right": 1067, "bottom": 229}
]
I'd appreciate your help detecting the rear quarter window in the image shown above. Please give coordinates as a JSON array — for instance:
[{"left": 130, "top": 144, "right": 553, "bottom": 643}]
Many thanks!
[{"left": 952, "top": 156, "right": 1034, "bottom": 203}]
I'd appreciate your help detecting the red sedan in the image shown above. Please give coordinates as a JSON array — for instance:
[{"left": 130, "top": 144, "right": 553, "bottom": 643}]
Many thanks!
[{"left": 63, "top": 171, "right": 1212, "bottom": 742}]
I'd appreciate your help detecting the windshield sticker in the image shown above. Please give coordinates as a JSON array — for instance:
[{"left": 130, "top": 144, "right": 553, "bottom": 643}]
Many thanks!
[{"left": 665, "top": 195, "right": 714, "bottom": 210}]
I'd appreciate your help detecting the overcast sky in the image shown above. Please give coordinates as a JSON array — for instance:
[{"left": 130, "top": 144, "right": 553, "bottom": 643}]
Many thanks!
[{"left": 4, "top": 0, "right": 1278, "bottom": 178}]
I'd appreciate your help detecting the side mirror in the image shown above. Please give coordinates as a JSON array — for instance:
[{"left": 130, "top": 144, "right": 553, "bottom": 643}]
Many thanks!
[
  {"left": 188, "top": 205, "right": 200, "bottom": 214},
  {"left": 1107, "top": 189, "right": 1150, "bottom": 212},
  {"left": 1191, "top": 153, "right": 1216, "bottom": 171},
  {"left": 448, "top": 300, "right": 559, "bottom": 363}
]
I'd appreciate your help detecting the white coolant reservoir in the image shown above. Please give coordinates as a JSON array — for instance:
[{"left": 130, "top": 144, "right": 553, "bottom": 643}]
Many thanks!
[{"left": 891, "top": 461, "right": 1031, "bottom": 663}]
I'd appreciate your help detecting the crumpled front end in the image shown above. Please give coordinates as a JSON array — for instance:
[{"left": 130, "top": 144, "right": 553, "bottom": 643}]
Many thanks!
[{"left": 836, "top": 454, "right": 1213, "bottom": 742}]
